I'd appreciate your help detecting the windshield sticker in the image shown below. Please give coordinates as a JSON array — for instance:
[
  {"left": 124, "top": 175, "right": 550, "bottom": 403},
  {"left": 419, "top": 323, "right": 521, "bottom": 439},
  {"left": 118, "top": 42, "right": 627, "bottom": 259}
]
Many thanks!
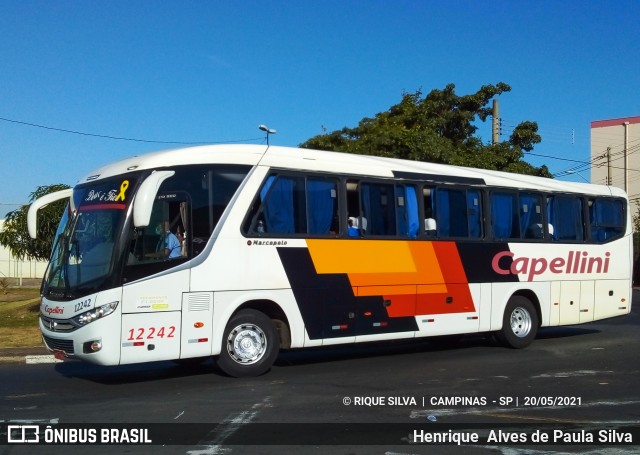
[
  {"left": 115, "top": 180, "right": 129, "bottom": 201},
  {"left": 80, "top": 180, "right": 131, "bottom": 209}
]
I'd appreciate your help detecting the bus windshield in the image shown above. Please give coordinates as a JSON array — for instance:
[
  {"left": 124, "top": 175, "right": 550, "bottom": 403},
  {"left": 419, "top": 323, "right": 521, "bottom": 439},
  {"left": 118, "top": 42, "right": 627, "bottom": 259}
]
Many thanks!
[{"left": 43, "top": 176, "right": 137, "bottom": 299}]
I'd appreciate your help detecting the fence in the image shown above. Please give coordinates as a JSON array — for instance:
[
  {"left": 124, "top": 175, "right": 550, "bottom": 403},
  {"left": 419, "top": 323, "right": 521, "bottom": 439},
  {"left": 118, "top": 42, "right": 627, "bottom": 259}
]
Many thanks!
[{"left": 0, "top": 220, "right": 48, "bottom": 286}]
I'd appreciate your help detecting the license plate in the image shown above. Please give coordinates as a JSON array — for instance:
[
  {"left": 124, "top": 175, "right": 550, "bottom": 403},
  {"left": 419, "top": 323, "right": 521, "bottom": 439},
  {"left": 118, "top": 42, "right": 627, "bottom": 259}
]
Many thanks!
[{"left": 53, "top": 349, "right": 67, "bottom": 361}]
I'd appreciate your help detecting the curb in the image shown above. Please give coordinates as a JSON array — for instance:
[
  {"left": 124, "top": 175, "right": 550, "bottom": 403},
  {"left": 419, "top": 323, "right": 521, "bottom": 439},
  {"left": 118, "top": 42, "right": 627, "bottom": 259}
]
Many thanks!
[
  {"left": 25, "top": 354, "right": 62, "bottom": 364},
  {"left": 0, "top": 346, "right": 52, "bottom": 364}
]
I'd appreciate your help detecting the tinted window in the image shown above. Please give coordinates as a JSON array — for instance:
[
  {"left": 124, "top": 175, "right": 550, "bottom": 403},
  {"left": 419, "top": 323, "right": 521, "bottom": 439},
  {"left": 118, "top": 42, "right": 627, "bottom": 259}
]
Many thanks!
[
  {"left": 432, "top": 187, "right": 482, "bottom": 239},
  {"left": 360, "top": 182, "right": 396, "bottom": 236},
  {"left": 396, "top": 184, "right": 420, "bottom": 238},
  {"left": 590, "top": 198, "right": 625, "bottom": 242},
  {"left": 245, "top": 174, "right": 338, "bottom": 236},
  {"left": 520, "top": 193, "right": 544, "bottom": 239},
  {"left": 547, "top": 195, "right": 584, "bottom": 242},
  {"left": 491, "top": 191, "right": 544, "bottom": 240},
  {"left": 491, "top": 192, "right": 519, "bottom": 240}
]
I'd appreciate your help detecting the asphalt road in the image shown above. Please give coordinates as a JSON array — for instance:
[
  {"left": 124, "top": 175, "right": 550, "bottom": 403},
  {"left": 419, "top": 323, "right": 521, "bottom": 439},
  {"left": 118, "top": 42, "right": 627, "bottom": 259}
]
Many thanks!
[{"left": 1, "top": 290, "right": 639, "bottom": 455}]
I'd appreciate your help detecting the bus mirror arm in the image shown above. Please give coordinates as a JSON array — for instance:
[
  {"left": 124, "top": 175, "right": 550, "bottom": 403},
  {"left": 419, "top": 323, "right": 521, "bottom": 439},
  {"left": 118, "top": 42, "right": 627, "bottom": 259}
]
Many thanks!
[
  {"left": 133, "top": 170, "right": 175, "bottom": 228},
  {"left": 27, "top": 188, "right": 73, "bottom": 239}
]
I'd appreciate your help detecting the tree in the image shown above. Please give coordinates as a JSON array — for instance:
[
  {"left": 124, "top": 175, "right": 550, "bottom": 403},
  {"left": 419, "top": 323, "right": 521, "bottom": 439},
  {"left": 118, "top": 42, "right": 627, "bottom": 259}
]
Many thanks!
[
  {"left": 633, "top": 201, "right": 640, "bottom": 234},
  {"left": 0, "top": 184, "right": 71, "bottom": 261},
  {"left": 300, "top": 83, "right": 551, "bottom": 177}
]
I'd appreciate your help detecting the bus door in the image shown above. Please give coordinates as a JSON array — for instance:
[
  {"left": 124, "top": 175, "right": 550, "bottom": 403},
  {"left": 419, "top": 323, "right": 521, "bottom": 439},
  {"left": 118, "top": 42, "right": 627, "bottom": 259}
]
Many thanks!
[{"left": 121, "top": 191, "right": 191, "bottom": 363}]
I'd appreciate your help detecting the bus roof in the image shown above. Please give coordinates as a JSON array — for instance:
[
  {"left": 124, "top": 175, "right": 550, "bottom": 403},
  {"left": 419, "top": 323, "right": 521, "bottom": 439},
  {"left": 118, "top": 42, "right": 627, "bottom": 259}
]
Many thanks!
[{"left": 77, "top": 144, "right": 624, "bottom": 198}]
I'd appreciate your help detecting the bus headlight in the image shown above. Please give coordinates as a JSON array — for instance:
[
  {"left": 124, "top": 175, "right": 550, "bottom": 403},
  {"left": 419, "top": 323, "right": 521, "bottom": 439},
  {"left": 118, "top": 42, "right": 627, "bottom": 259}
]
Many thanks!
[{"left": 72, "top": 301, "right": 119, "bottom": 326}]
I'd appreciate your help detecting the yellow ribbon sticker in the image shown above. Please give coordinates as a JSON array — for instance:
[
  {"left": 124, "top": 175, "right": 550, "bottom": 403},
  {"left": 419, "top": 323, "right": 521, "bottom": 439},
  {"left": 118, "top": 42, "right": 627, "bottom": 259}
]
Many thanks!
[{"left": 115, "top": 180, "right": 129, "bottom": 201}]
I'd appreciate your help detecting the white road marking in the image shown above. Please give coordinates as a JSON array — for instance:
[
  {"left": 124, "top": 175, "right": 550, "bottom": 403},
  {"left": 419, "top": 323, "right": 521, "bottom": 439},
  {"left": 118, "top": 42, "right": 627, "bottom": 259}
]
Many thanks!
[
  {"left": 25, "top": 355, "right": 61, "bottom": 364},
  {"left": 186, "top": 396, "right": 272, "bottom": 455}
]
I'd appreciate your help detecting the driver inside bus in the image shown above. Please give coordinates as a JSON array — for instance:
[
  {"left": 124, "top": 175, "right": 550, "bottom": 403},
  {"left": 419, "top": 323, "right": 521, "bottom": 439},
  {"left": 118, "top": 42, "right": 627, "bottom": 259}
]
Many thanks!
[{"left": 155, "top": 221, "right": 182, "bottom": 259}]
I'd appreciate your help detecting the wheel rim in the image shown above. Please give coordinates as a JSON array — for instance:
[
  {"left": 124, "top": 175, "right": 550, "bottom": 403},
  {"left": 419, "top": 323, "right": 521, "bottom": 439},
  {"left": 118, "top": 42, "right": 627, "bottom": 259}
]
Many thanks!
[
  {"left": 226, "top": 323, "right": 267, "bottom": 365},
  {"left": 510, "top": 306, "right": 532, "bottom": 338}
]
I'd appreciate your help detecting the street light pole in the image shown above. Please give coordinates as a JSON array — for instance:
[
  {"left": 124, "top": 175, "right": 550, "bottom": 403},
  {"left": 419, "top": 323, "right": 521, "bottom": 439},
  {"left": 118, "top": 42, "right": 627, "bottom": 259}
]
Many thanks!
[{"left": 258, "top": 124, "right": 276, "bottom": 146}]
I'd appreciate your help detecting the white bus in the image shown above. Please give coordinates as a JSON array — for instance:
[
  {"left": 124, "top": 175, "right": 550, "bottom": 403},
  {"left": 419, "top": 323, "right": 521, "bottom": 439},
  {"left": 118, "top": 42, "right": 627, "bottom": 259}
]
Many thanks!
[{"left": 28, "top": 144, "right": 632, "bottom": 377}]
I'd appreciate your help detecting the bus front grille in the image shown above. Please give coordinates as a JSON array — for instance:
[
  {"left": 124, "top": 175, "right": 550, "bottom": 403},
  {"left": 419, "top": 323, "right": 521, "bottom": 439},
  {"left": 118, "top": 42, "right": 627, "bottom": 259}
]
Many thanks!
[
  {"left": 40, "top": 315, "right": 76, "bottom": 332},
  {"left": 42, "top": 335, "right": 74, "bottom": 355}
]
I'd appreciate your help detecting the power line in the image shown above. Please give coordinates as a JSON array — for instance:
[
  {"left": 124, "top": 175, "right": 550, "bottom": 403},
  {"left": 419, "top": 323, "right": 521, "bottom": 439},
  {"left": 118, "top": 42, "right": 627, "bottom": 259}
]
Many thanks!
[
  {"left": 0, "top": 116, "right": 262, "bottom": 145},
  {"left": 554, "top": 151, "right": 607, "bottom": 175},
  {"left": 526, "top": 151, "right": 591, "bottom": 165},
  {"left": 552, "top": 142, "right": 640, "bottom": 178},
  {"left": 500, "top": 119, "right": 580, "bottom": 145},
  {"left": 5, "top": 115, "right": 635, "bottom": 177}
]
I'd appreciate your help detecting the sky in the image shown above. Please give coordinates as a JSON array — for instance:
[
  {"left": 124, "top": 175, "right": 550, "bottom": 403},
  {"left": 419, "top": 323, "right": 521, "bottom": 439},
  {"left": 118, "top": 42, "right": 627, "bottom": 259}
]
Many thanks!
[{"left": 1, "top": 0, "right": 639, "bottom": 215}]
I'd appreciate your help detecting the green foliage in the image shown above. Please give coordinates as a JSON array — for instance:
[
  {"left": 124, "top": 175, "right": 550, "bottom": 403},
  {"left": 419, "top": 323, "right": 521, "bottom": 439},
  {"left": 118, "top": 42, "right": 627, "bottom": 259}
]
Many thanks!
[
  {"left": 301, "top": 83, "right": 551, "bottom": 177},
  {"left": 509, "top": 121, "right": 541, "bottom": 152},
  {"left": 0, "top": 289, "right": 42, "bottom": 349},
  {"left": 0, "top": 184, "right": 71, "bottom": 261},
  {"left": 633, "top": 202, "right": 640, "bottom": 232}
]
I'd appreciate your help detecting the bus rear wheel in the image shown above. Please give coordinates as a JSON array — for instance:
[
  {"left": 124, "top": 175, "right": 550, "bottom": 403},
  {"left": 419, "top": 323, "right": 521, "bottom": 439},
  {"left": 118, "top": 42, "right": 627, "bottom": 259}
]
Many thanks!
[
  {"left": 496, "top": 296, "right": 538, "bottom": 349},
  {"left": 217, "top": 309, "right": 279, "bottom": 377}
]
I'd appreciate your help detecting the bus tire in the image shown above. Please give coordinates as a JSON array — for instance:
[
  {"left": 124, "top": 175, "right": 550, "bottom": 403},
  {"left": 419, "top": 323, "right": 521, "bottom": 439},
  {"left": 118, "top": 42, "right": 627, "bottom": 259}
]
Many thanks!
[
  {"left": 217, "top": 309, "right": 279, "bottom": 377},
  {"left": 496, "top": 296, "right": 538, "bottom": 349}
]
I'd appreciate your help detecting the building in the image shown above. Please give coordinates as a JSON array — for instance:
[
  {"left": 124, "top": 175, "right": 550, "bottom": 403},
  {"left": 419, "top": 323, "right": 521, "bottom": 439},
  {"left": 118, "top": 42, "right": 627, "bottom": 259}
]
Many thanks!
[
  {"left": 590, "top": 116, "right": 640, "bottom": 205},
  {"left": 0, "top": 219, "right": 48, "bottom": 283}
]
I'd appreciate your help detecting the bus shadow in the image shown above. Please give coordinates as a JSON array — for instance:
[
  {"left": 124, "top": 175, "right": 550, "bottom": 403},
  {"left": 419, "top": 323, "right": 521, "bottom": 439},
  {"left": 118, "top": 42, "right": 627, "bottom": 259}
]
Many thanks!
[
  {"left": 52, "top": 326, "right": 601, "bottom": 382},
  {"left": 274, "top": 326, "right": 601, "bottom": 368},
  {"left": 53, "top": 358, "right": 220, "bottom": 385},
  {"left": 536, "top": 326, "right": 600, "bottom": 339},
  {"left": 274, "top": 335, "right": 490, "bottom": 368}
]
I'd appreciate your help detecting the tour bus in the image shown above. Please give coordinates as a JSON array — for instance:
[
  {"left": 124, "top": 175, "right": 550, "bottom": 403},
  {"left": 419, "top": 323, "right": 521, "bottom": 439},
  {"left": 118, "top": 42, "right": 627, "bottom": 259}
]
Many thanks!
[{"left": 28, "top": 144, "right": 632, "bottom": 377}]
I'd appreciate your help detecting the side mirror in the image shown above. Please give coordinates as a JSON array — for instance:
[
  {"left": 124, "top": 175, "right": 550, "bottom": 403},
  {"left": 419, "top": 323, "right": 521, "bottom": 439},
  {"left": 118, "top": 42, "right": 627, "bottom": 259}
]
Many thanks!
[
  {"left": 133, "top": 170, "right": 175, "bottom": 227},
  {"left": 27, "top": 188, "right": 74, "bottom": 239}
]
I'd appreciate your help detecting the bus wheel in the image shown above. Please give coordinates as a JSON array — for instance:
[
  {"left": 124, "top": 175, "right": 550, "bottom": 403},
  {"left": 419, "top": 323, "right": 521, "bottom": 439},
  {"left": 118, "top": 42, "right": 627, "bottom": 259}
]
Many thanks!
[
  {"left": 217, "top": 309, "right": 279, "bottom": 377},
  {"left": 496, "top": 296, "right": 538, "bottom": 349}
]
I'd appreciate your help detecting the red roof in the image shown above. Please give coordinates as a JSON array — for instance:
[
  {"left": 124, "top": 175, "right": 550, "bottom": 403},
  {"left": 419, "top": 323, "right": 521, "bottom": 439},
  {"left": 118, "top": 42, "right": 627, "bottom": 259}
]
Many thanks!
[{"left": 591, "top": 116, "right": 640, "bottom": 128}]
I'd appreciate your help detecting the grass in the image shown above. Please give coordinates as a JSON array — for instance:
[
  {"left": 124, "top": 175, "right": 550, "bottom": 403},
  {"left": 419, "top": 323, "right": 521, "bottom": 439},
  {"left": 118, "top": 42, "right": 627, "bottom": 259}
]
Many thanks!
[{"left": 0, "top": 287, "right": 43, "bottom": 348}]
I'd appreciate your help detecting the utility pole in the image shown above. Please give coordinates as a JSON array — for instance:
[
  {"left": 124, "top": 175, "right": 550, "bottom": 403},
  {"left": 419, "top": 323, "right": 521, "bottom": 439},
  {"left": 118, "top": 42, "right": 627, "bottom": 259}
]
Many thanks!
[
  {"left": 623, "top": 121, "right": 630, "bottom": 193},
  {"left": 492, "top": 99, "right": 500, "bottom": 145},
  {"left": 606, "top": 147, "right": 611, "bottom": 185}
]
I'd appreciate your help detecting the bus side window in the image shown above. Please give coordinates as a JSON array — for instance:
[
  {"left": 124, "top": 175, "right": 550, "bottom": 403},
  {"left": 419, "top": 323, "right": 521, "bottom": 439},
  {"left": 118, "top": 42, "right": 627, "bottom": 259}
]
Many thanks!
[
  {"left": 396, "top": 184, "right": 419, "bottom": 238},
  {"left": 436, "top": 188, "right": 465, "bottom": 237},
  {"left": 547, "top": 195, "right": 584, "bottom": 242},
  {"left": 491, "top": 191, "right": 544, "bottom": 241},
  {"left": 467, "top": 189, "right": 482, "bottom": 239},
  {"left": 491, "top": 192, "right": 520, "bottom": 240},
  {"left": 307, "top": 177, "right": 338, "bottom": 235},
  {"left": 433, "top": 187, "right": 482, "bottom": 239},
  {"left": 245, "top": 174, "right": 338, "bottom": 236},
  {"left": 589, "top": 197, "right": 625, "bottom": 242},
  {"left": 346, "top": 179, "right": 364, "bottom": 237},
  {"left": 360, "top": 182, "right": 396, "bottom": 236},
  {"left": 520, "top": 192, "right": 544, "bottom": 240},
  {"left": 423, "top": 186, "right": 436, "bottom": 236},
  {"left": 253, "top": 175, "right": 305, "bottom": 234}
]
